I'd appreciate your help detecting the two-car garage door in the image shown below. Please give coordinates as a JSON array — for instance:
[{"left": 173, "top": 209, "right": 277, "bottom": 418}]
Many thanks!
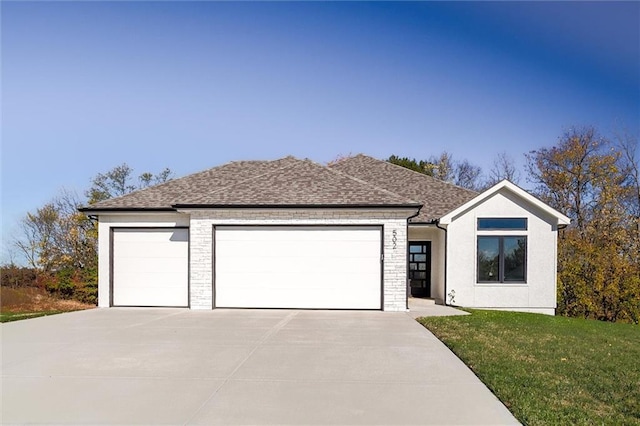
[
  {"left": 110, "top": 226, "right": 382, "bottom": 309},
  {"left": 214, "top": 226, "right": 382, "bottom": 309}
]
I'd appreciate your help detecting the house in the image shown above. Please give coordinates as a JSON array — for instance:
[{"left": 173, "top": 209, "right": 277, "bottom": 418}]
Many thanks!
[{"left": 80, "top": 154, "right": 570, "bottom": 314}]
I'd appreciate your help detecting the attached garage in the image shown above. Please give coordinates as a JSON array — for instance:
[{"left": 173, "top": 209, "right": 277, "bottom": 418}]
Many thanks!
[
  {"left": 214, "top": 226, "right": 382, "bottom": 309},
  {"left": 111, "top": 228, "right": 189, "bottom": 307}
]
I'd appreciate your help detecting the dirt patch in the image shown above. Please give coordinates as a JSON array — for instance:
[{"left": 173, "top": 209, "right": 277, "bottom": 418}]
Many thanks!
[{"left": 1, "top": 286, "right": 95, "bottom": 313}]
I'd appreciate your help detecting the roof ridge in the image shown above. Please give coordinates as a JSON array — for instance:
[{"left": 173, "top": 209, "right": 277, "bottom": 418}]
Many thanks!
[
  {"left": 316, "top": 157, "right": 421, "bottom": 204},
  {"left": 353, "top": 154, "right": 479, "bottom": 195}
]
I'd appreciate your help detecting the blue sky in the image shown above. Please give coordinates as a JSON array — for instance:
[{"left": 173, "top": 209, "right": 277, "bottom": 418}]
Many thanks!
[{"left": 2, "top": 1, "right": 638, "bottom": 260}]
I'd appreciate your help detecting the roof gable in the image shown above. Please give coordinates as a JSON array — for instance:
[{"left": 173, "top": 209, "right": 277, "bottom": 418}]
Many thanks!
[
  {"left": 439, "top": 180, "right": 571, "bottom": 225},
  {"left": 329, "top": 154, "right": 477, "bottom": 222}
]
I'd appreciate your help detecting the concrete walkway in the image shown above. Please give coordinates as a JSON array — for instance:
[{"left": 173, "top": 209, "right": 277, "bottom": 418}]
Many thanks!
[{"left": 1, "top": 308, "right": 517, "bottom": 425}]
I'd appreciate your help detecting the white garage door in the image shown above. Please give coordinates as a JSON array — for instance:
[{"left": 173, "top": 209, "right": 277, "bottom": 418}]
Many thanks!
[
  {"left": 112, "top": 228, "right": 189, "bottom": 307},
  {"left": 215, "top": 226, "right": 382, "bottom": 309}
]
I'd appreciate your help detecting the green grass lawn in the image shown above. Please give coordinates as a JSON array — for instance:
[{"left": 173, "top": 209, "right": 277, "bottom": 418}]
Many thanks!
[
  {"left": 0, "top": 310, "right": 66, "bottom": 323},
  {"left": 418, "top": 310, "right": 640, "bottom": 426}
]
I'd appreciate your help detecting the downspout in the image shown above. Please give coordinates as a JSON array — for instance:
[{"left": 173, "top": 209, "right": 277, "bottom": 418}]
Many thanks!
[
  {"left": 406, "top": 207, "right": 422, "bottom": 311},
  {"left": 434, "top": 219, "right": 449, "bottom": 306}
]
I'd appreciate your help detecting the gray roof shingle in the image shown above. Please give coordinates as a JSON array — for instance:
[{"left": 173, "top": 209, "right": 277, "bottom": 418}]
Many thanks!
[
  {"left": 175, "top": 157, "right": 418, "bottom": 207},
  {"left": 82, "top": 156, "right": 420, "bottom": 211},
  {"left": 328, "top": 154, "right": 478, "bottom": 222},
  {"left": 83, "top": 157, "right": 297, "bottom": 210}
]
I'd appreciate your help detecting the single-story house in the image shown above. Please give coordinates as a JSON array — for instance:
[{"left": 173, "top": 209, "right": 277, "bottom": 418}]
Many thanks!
[{"left": 80, "top": 154, "right": 570, "bottom": 314}]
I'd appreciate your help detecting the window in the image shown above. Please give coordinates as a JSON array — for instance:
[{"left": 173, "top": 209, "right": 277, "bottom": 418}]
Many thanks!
[
  {"left": 477, "top": 218, "right": 527, "bottom": 230},
  {"left": 477, "top": 236, "right": 526, "bottom": 282}
]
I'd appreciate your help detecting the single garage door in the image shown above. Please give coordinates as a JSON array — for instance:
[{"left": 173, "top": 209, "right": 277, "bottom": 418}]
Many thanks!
[
  {"left": 112, "top": 228, "right": 189, "bottom": 307},
  {"left": 214, "top": 226, "right": 382, "bottom": 309}
]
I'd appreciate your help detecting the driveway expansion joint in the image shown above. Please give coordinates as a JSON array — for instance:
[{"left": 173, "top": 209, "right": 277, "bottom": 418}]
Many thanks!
[{"left": 182, "top": 311, "right": 300, "bottom": 425}]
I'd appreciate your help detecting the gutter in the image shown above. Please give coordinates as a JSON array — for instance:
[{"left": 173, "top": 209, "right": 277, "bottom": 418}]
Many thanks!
[
  {"left": 172, "top": 203, "right": 423, "bottom": 209},
  {"left": 77, "top": 207, "right": 176, "bottom": 213},
  {"left": 79, "top": 204, "right": 423, "bottom": 212},
  {"left": 434, "top": 219, "right": 449, "bottom": 306}
]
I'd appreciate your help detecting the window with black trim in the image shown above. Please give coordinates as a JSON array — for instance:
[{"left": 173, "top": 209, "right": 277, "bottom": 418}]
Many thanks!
[
  {"left": 477, "top": 236, "right": 527, "bottom": 282},
  {"left": 478, "top": 218, "right": 527, "bottom": 230}
]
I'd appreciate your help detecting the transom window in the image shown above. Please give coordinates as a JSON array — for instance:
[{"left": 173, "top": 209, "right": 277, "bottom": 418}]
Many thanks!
[
  {"left": 477, "top": 236, "right": 527, "bottom": 282},
  {"left": 477, "top": 218, "right": 527, "bottom": 230}
]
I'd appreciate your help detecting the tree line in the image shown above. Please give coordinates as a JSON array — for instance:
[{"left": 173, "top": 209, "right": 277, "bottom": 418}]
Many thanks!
[
  {"left": 388, "top": 151, "right": 520, "bottom": 191},
  {"left": 3, "top": 126, "right": 639, "bottom": 322},
  {"left": 4, "top": 165, "right": 173, "bottom": 304}
]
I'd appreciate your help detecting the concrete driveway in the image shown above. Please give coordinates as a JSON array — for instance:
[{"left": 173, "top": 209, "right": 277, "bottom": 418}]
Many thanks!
[{"left": 1, "top": 308, "right": 517, "bottom": 425}]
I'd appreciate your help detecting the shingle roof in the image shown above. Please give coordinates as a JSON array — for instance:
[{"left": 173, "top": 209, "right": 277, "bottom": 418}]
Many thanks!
[
  {"left": 328, "top": 154, "right": 478, "bottom": 222},
  {"left": 175, "top": 157, "right": 418, "bottom": 207},
  {"left": 83, "top": 157, "right": 297, "bottom": 210},
  {"left": 81, "top": 156, "right": 420, "bottom": 211}
]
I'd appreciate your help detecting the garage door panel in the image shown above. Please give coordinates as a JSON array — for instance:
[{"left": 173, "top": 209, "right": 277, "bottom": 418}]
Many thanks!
[
  {"left": 112, "top": 228, "right": 189, "bottom": 307},
  {"left": 114, "top": 287, "right": 186, "bottom": 307},
  {"left": 217, "top": 228, "right": 381, "bottom": 242},
  {"left": 216, "top": 272, "right": 381, "bottom": 289},
  {"left": 217, "top": 257, "right": 378, "bottom": 275},
  {"left": 115, "top": 257, "right": 188, "bottom": 273},
  {"left": 114, "top": 229, "right": 187, "bottom": 242},
  {"left": 218, "top": 242, "right": 378, "bottom": 257},
  {"left": 215, "top": 226, "right": 381, "bottom": 309},
  {"left": 218, "top": 232, "right": 380, "bottom": 243},
  {"left": 218, "top": 287, "right": 379, "bottom": 309},
  {"left": 114, "top": 241, "right": 186, "bottom": 258},
  {"left": 115, "top": 246, "right": 186, "bottom": 259}
]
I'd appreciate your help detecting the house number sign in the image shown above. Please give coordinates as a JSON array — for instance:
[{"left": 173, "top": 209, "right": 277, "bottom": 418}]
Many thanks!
[{"left": 392, "top": 230, "right": 397, "bottom": 249}]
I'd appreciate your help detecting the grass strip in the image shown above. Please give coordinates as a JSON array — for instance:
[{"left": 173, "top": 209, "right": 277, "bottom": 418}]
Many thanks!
[{"left": 1, "top": 310, "right": 66, "bottom": 323}]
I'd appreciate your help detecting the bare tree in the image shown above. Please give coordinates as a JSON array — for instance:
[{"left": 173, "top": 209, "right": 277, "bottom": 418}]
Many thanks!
[
  {"left": 487, "top": 152, "right": 521, "bottom": 186},
  {"left": 455, "top": 160, "right": 483, "bottom": 191},
  {"left": 615, "top": 131, "right": 640, "bottom": 266},
  {"left": 615, "top": 132, "right": 640, "bottom": 220},
  {"left": 12, "top": 190, "right": 99, "bottom": 272},
  {"left": 13, "top": 203, "right": 59, "bottom": 271},
  {"left": 428, "top": 152, "right": 456, "bottom": 182},
  {"left": 388, "top": 151, "right": 483, "bottom": 191}
]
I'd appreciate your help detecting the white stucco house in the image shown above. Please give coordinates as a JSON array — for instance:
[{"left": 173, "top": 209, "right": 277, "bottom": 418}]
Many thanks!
[{"left": 80, "top": 154, "right": 570, "bottom": 314}]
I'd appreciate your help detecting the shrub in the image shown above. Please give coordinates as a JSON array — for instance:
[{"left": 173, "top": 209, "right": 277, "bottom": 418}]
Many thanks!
[
  {"left": 0, "top": 265, "right": 38, "bottom": 288},
  {"left": 41, "top": 267, "right": 97, "bottom": 305}
]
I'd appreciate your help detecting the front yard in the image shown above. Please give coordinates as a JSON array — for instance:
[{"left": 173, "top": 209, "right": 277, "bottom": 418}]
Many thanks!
[{"left": 419, "top": 310, "right": 640, "bottom": 426}]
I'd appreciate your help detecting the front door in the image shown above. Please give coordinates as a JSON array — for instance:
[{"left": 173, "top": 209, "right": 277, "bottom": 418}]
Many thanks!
[{"left": 409, "top": 241, "right": 431, "bottom": 298}]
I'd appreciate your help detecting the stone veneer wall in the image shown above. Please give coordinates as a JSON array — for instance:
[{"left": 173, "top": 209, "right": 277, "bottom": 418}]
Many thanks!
[{"left": 185, "top": 208, "right": 413, "bottom": 311}]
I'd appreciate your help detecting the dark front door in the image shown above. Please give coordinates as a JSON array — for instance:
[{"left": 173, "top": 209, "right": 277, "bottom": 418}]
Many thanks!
[{"left": 409, "top": 241, "right": 431, "bottom": 298}]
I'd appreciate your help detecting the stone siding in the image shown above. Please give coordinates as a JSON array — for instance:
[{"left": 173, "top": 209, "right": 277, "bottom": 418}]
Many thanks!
[{"left": 186, "top": 209, "right": 411, "bottom": 311}]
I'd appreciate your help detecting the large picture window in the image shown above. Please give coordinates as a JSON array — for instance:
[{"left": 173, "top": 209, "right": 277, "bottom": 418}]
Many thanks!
[{"left": 477, "top": 236, "right": 527, "bottom": 282}]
